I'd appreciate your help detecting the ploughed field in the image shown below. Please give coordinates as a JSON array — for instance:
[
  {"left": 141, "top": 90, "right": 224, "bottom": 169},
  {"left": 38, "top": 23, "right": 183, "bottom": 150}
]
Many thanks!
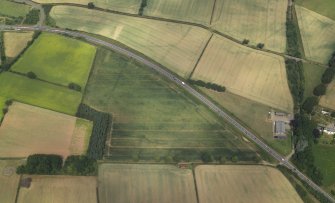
[
  {"left": 0, "top": 102, "right": 92, "bottom": 158},
  {"left": 83, "top": 48, "right": 261, "bottom": 162}
]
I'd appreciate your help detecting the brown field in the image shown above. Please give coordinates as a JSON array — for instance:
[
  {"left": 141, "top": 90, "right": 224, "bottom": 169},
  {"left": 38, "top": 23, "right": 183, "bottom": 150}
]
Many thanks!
[
  {"left": 17, "top": 175, "right": 97, "bottom": 203},
  {"left": 98, "top": 164, "right": 197, "bottom": 203},
  {"left": 195, "top": 165, "right": 303, "bottom": 203},
  {"left": 320, "top": 81, "right": 335, "bottom": 110},
  {"left": 0, "top": 160, "right": 23, "bottom": 203},
  {"left": 4, "top": 31, "right": 34, "bottom": 58},
  {"left": 0, "top": 102, "right": 92, "bottom": 158},
  {"left": 192, "top": 35, "right": 293, "bottom": 113}
]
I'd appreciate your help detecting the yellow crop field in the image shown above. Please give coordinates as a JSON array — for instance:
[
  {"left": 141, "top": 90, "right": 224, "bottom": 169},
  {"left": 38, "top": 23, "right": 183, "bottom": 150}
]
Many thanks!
[
  {"left": 320, "top": 81, "right": 335, "bottom": 110},
  {"left": 211, "top": 0, "right": 287, "bottom": 53},
  {"left": 34, "top": 0, "right": 141, "bottom": 14},
  {"left": 144, "top": 0, "right": 215, "bottom": 25},
  {"left": 296, "top": 6, "right": 335, "bottom": 64},
  {"left": 195, "top": 165, "right": 303, "bottom": 203},
  {"left": 192, "top": 35, "right": 293, "bottom": 113},
  {"left": 0, "top": 160, "right": 23, "bottom": 203},
  {"left": 17, "top": 175, "right": 97, "bottom": 203},
  {"left": 50, "top": 5, "right": 211, "bottom": 78},
  {"left": 98, "top": 164, "right": 197, "bottom": 203},
  {"left": 0, "top": 102, "right": 92, "bottom": 158},
  {"left": 4, "top": 31, "right": 34, "bottom": 58}
]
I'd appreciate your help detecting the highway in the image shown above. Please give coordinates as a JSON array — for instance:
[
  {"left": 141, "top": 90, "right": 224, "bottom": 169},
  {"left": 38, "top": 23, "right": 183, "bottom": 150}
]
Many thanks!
[{"left": 1, "top": 25, "right": 334, "bottom": 202}]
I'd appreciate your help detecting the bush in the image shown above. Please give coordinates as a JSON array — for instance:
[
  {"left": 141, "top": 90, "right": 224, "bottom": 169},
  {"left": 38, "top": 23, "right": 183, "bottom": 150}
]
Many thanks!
[
  {"left": 321, "top": 68, "right": 335, "bottom": 84},
  {"left": 188, "top": 79, "right": 226, "bottom": 92},
  {"left": 242, "top": 39, "right": 249, "bottom": 45},
  {"left": 88, "top": 2, "right": 95, "bottom": 9},
  {"left": 302, "top": 97, "right": 318, "bottom": 113},
  {"left": 139, "top": 0, "right": 147, "bottom": 15},
  {"left": 5, "top": 99, "right": 13, "bottom": 106},
  {"left": 331, "top": 112, "right": 335, "bottom": 118},
  {"left": 2, "top": 108, "right": 8, "bottom": 115},
  {"left": 27, "top": 71, "right": 37, "bottom": 79},
  {"left": 201, "top": 152, "right": 212, "bottom": 163},
  {"left": 68, "top": 83, "right": 82, "bottom": 92},
  {"left": 231, "top": 155, "right": 239, "bottom": 163},
  {"left": 23, "top": 9, "right": 40, "bottom": 25},
  {"left": 62, "top": 155, "right": 97, "bottom": 175},
  {"left": 257, "top": 43, "right": 264, "bottom": 49},
  {"left": 76, "top": 104, "right": 112, "bottom": 159},
  {"left": 313, "top": 84, "right": 327, "bottom": 96},
  {"left": 17, "top": 154, "right": 63, "bottom": 175}
]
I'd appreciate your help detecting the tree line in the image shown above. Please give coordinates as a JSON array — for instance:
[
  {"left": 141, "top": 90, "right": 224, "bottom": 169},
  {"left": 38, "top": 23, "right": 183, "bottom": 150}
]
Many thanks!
[
  {"left": 139, "top": 0, "right": 147, "bottom": 16},
  {"left": 17, "top": 154, "right": 97, "bottom": 175},
  {"left": 188, "top": 79, "right": 226, "bottom": 92}
]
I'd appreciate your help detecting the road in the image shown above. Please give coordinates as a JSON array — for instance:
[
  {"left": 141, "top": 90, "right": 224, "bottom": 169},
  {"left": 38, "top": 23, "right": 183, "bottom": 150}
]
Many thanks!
[
  {"left": 13, "top": 0, "right": 46, "bottom": 26},
  {"left": 1, "top": 25, "right": 334, "bottom": 202}
]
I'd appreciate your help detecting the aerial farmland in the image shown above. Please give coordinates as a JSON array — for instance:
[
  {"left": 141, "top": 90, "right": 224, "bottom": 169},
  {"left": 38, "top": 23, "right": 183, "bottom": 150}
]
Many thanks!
[{"left": 0, "top": 0, "right": 335, "bottom": 202}]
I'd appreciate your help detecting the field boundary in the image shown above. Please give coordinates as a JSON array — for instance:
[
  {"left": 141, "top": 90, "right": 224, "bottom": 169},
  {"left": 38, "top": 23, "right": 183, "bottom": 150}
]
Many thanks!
[
  {"left": 209, "top": 0, "right": 217, "bottom": 25},
  {"left": 192, "top": 168, "right": 200, "bottom": 203},
  {"left": 14, "top": 174, "right": 22, "bottom": 203},
  {"left": 188, "top": 34, "right": 213, "bottom": 79},
  {"left": 46, "top": 3, "right": 327, "bottom": 66}
]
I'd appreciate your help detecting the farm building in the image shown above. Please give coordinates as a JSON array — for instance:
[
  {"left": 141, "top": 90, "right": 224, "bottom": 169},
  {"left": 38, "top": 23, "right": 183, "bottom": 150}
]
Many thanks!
[{"left": 274, "top": 121, "right": 287, "bottom": 139}]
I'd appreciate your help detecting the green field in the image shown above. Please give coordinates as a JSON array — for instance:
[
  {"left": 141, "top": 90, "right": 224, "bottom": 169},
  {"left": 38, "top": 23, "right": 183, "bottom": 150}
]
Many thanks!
[
  {"left": 35, "top": 0, "right": 141, "bottom": 14},
  {"left": 303, "top": 63, "right": 327, "bottom": 100},
  {"left": 0, "top": 72, "right": 81, "bottom": 117},
  {"left": 83, "top": 48, "right": 260, "bottom": 162},
  {"left": 296, "top": 0, "right": 335, "bottom": 21},
  {"left": 295, "top": 6, "right": 335, "bottom": 64},
  {"left": 11, "top": 33, "right": 96, "bottom": 88},
  {"left": 211, "top": 0, "right": 287, "bottom": 53},
  {"left": 99, "top": 164, "right": 197, "bottom": 203},
  {"left": 143, "top": 0, "right": 215, "bottom": 25},
  {"left": 191, "top": 35, "right": 293, "bottom": 113},
  {"left": 0, "top": 0, "right": 31, "bottom": 17},
  {"left": 50, "top": 5, "right": 211, "bottom": 78},
  {"left": 200, "top": 88, "right": 292, "bottom": 156},
  {"left": 313, "top": 145, "right": 335, "bottom": 190}
]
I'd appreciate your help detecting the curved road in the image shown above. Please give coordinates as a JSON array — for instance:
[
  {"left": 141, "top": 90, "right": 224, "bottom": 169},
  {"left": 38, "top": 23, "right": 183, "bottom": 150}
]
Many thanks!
[{"left": 1, "top": 25, "right": 334, "bottom": 202}]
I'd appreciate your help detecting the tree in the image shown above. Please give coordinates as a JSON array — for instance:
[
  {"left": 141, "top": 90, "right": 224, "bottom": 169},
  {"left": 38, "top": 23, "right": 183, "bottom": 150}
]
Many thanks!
[
  {"left": 257, "top": 43, "right": 264, "bottom": 49},
  {"left": 88, "top": 2, "right": 95, "bottom": 9},
  {"left": 302, "top": 97, "right": 318, "bottom": 113},
  {"left": 242, "top": 39, "right": 249, "bottom": 45},
  {"left": 321, "top": 68, "right": 335, "bottom": 84},
  {"left": 5, "top": 99, "right": 13, "bottom": 106},
  {"left": 68, "top": 82, "right": 82, "bottom": 92},
  {"left": 62, "top": 155, "right": 97, "bottom": 175},
  {"left": 312, "top": 129, "right": 321, "bottom": 139},
  {"left": 313, "top": 84, "right": 327, "bottom": 96},
  {"left": 16, "top": 154, "right": 63, "bottom": 175},
  {"left": 2, "top": 108, "right": 8, "bottom": 115},
  {"left": 231, "top": 155, "right": 238, "bottom": 163},
  {"left": 201, "top": 152, "right": 212, "bottom": 163},
  {"left": 331, "top": 112, "right": 335, "bottom": 118},
  {"left": 27, "top": 71, "right": 37, "bottom": 79}
]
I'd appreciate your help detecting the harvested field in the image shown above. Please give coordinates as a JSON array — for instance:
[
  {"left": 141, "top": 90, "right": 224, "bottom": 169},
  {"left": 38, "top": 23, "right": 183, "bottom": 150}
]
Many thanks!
[
  {"left": 98, "top": 164, "right": 197, "bottom": 203},
  {"left": 192, "top": 35, "right": 293, "bottom": 113},
  {"left": 212, "top": 0, "right": 287, "bottom": 53},
  {"left": 4, "top": 31, "right": 34, "bottom": 58},
  {"left": 320, "top": 80, "right": 335, "bottom": 110},
  {"left": 0, "top": 0, "right": 31, "bottom": 17},
  {"left": 50, "top": 5, "right": 211, "bottom": 78},
  {"left": 195, "top": 165, "right": 303, "bottom": 203},
  {"left": 0, "top": 72, "right": 81, "bottom": 115},
  {"left": 143, "top": 0, "right": 215, "bottom": 25},
  {"left": 0, "top": 160, "right": 24, "bottom": 203},
  {"left": 35, "top": 0, "right": 141, "bottom": 14},
  {"left": 296, "top": 0, "right": 335, "bottom": 20},
  {"left": 11, "top": 33, "right": 96, "bottom": 87},
  {"left": 200, "top": 88, "right": 292, "bottom": 155},
  {"left": 0, "top": 102, "right": 91, "bottom": 158},
  {"left": 18, "top": 175, "right": 97, "bottom": 203},
  {"left": 84, "top": 49, "right": 260, "bottom": 162},
  {"left": 295, "top": 6, "right": 335, "bottom": 64},
  {"left": 70, "top": 118, "right": 93, "bottom": 155}
]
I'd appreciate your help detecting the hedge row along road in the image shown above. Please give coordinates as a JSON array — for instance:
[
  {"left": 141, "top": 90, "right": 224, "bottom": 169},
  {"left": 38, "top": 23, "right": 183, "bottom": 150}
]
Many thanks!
[{"left": 0, "top": 25, "right": 334, "bottom": 203}]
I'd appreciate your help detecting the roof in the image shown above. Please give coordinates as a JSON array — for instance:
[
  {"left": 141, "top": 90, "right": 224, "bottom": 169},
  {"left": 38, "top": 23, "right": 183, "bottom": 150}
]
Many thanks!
[{"left": 275, "top": 121, "right": 286, "bottom": 135}]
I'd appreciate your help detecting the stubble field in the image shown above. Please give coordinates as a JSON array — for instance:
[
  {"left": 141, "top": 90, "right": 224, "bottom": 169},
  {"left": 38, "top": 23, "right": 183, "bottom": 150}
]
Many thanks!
[
  {"left": 320, "top": 80, "right": 335, "bottom": 110},
  {"left": 0, "top": 102, "right": 92, "bottom": 158},
  {"left": 17, "top": 175, "right": 97, "bottom": 203},
  {"left": 143, "top": 0, "right": 215, "bottom": 25},
  {"left": 11, "top": 33, "right": 96, "bottom": 87},
  {"left": 191, "top": 35, "right": 293, "bottom": 113},
  {"left": 50, "top": 5, "right": 211, "bottom": 78},
  {"left": 4, "top": 31, "right": 34, "bottom": 58},
  {"left": 295, "top": 6, "right": 335, "bottom": 64},
  {"left": 211, "top": 0, "right": 287, "bottom": 53},
  {"left": 0, "top": 160, "right": 24, "bottom": 203},
  {"left": 98, "top": 164, "right": 197, "bottom": 203},
  {"left": 195, "top": 165, "right": 303, "bottom": 203},
  {"left": 83, "top": 48, "right": 260, "bottom": 162}
]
